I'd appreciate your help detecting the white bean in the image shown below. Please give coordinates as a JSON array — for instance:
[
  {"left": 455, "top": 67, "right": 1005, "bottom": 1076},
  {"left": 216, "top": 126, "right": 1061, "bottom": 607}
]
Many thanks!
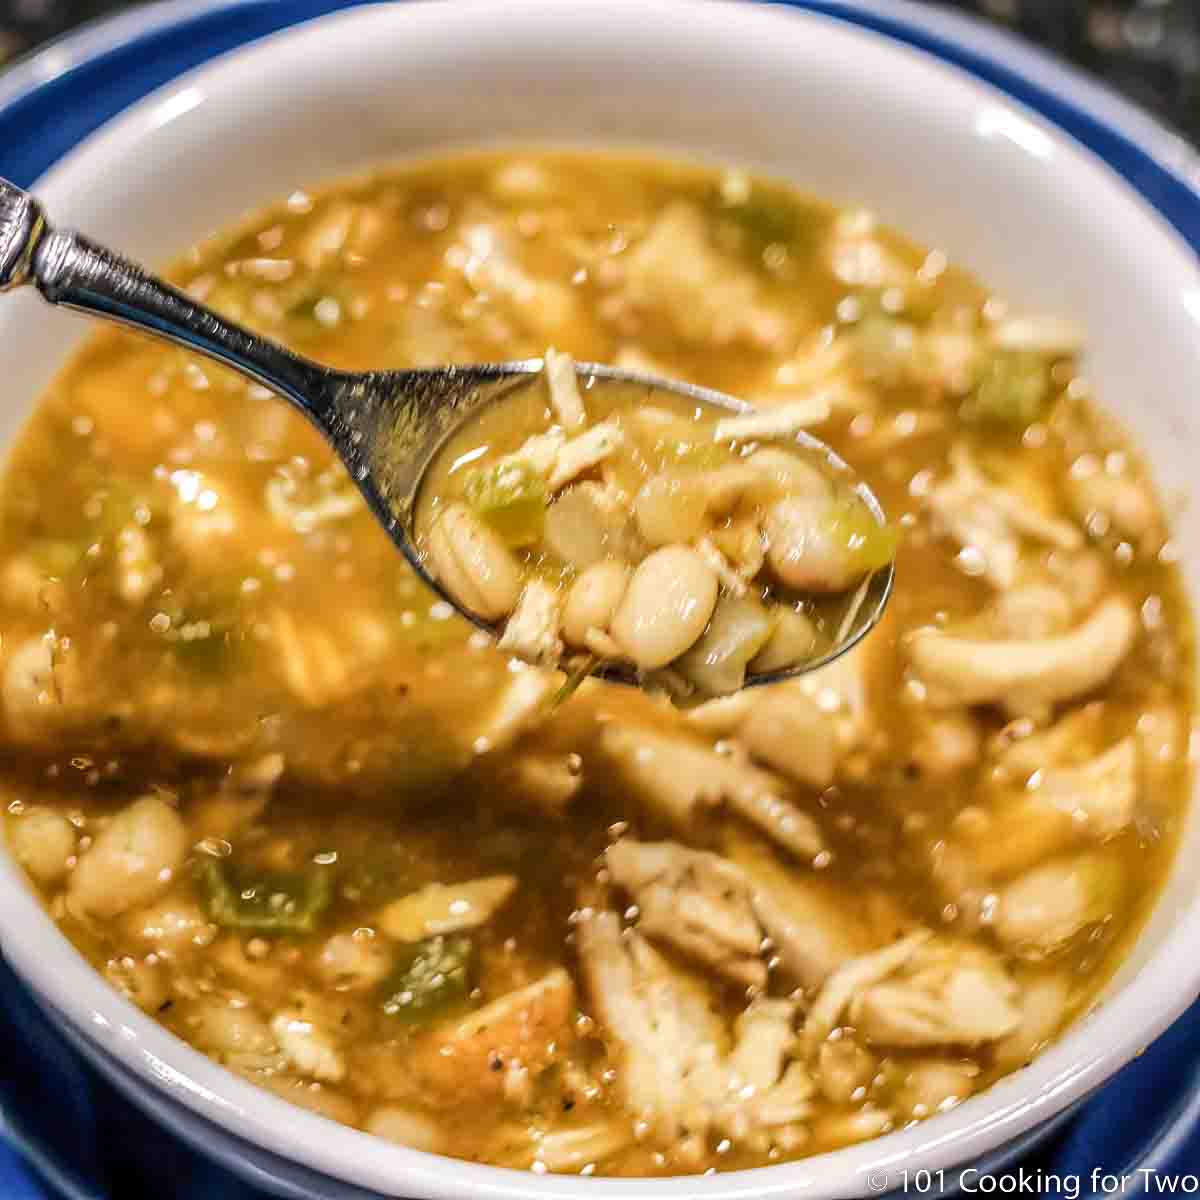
[
  {"left": 67, "top": 795, "right": 188, "bottom": 921},
  {"left": 426, "top": 503, "right": 522, "bottom": 621},
  {"left": 633, "top": 472, "right": 708, "bottom": 547},
  {"left": 124, "top": 897, "right": 215, "bottom": 954},
  {"left": 8, "top": 806, "right": 76, "bottom": 885},
  {"left": 712, "top": 394, "right": 832, "bottom": 441},
  {"left": 765, "top": 497, "right": 858, "bottom": 592},
  {"left": 609, "top": 546, "right": 718, "bottom": 670},
  {"left": 562, "top": 560, "right": 630, "bottom": 646}
]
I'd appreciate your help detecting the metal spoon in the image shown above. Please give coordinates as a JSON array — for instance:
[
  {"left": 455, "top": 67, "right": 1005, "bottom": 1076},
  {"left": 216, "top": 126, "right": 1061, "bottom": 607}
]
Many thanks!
[{"left": 0, "top": 177, "right": 892, "bottom": 687}]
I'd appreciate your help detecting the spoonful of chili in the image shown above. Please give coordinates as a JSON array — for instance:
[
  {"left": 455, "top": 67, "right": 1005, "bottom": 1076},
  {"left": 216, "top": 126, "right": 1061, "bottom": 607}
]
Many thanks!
[{"left": 0, "top": 178, "right": 894, "bottom": 698}]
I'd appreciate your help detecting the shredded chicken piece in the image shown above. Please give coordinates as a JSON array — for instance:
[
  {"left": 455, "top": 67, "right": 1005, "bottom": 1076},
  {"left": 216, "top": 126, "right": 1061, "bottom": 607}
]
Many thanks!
[
  {"left": 989, "top": 704, "right": 1107, "bottom": 778},
  {"left": 606, "top": 840, "right": 766, "bottom": 986},
  {"left": 692, "top": 648, "right": 871, "bottom": 790},
  {"left": 1066, "top": 454, "right": 1162, "bottom": 548},
  {"left": 576, "top": 911, "right": 726, "bottom": 1141},
  {"left": 576, "top": 913, "right": 812, "bottom": 1145},
  {"left": 600, "top": 725, "right": 824, "bottom": 859},
  {"left": 726, "top": 999, "right": 797, "bottom": 1089},
  {"left": 802, "top": 931, "right": 931, "bottom": 1053},
  {"left": 621, "top": 203, "right": 788, "bottom": 348},
  {"left": 689, "top": 643, "right": 871, "bottom": 772},
  {"left": 1031, "top": 736, "right": 1138, "bottom": 839},
  {"left": 735, "top": 686, "right": 839, "bottom": 790},
  {"left": 988, "top": 583, "right": 1074, "bottom": 640},
  {"left": 720, "top": 1006, "right": 813, "bottom": 1142},
  {"left": 473, "top": 668, "right": 555, "bottom": 756},
  {"left": 548, "top": 422, "right": 624, "bottom": 491},
  {"left": 544, "top": 347, "right": 586, "bottom": 429},
  {"left": 956, "top": 729, "right": 1139, "bottom": 880},
  {"left": 498, "top": 581, "right": 564, "bottom": 667},
  {"left": 451, "top": 206, "right": 582, "bottom": 340},
  {"left": 410, "top": 969, "right": 574, "bottom": 1099},
  {"left": 497, "top": 430, "right": 566, "bottom": 480},
  {"left": 925, "top": 444, "right": 1082, "bottom": 588},
  {"left": 499, "top": 424, "right": 624, "bottom": 496},
  {"left": 906, "top": 595, "right": 1137, "bottom": 718},
  {"left": 524, "top": 1121, "right": 633, "bottom": 1172},
  {"left": 712, "top": 393, "right": 834, "bottom": 442},
  {"left": 992, "top": 852, "right": 1123, "bottom": 958},
  {"left": 850, "top": 944, "right": 1021, "bottom": 1047},
  {"left": 727, "top": 833, "right": 869, "bottom": 990},
  {"left": 993, "top": 969, "right": 1072, "bottom": 1070}
]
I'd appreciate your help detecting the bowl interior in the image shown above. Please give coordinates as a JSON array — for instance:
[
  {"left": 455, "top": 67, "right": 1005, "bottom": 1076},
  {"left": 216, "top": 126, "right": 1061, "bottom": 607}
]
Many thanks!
[{"left": 0, "top": 1, "right": 1198, "bottom": 1196}]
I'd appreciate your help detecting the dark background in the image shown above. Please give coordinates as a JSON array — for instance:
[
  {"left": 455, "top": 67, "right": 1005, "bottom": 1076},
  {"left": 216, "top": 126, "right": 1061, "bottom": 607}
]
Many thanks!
[{"left": 0, "top": 0, "right": 1196, "bottom": 146}]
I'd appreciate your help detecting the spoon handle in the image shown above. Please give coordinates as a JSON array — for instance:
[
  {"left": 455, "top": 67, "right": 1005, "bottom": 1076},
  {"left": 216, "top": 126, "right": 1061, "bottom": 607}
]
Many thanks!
[{"left": 0, "top": 177, "right": 340, "bottom": 419}]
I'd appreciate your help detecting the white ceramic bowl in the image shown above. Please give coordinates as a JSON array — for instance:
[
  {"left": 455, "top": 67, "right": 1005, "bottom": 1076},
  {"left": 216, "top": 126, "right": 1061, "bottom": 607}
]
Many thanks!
[{"left": 1, "top": 1, "right": 1199, "bottom": 1196}]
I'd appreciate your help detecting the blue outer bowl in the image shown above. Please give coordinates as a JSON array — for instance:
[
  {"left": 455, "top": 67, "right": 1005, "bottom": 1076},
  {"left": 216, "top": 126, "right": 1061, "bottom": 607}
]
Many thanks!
[{"left": 0, "top": 1, "right": 1197, "bottom": 1196}]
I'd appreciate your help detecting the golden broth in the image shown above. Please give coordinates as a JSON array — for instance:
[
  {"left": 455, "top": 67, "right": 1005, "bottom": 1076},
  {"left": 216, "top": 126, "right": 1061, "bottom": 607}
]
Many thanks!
[{"left": 0, "top": 151, "right": 1190, "bottom": 1176}]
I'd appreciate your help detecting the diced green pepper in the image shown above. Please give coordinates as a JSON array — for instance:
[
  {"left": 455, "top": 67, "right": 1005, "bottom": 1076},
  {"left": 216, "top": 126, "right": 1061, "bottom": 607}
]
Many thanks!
[
  {"left": 963, "top": 350, "right": 1051, "bottom": 429},
  {"left": 379, "top": 934, "right": 474, "bottom": 1024},
  {"left": 199, "top": 858, "right": 334, "bottom": 934},
  {"left": 463, "top": 460, "right": 547, "bottom": 547},
  {"left": 157, "top": 588, "right": 246, "bottom": 676},
  {"left": 824, "top": 498, "right": 899, "bottom": 573},
  {"left": 707, "top": 181, "right": 827, "bottom": 266}
]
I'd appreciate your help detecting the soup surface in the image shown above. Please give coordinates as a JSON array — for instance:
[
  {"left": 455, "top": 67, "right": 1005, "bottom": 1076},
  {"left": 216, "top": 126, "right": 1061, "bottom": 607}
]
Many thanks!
[{"left": 0, "top": 152, "right": 1192, "bottom": 1176}]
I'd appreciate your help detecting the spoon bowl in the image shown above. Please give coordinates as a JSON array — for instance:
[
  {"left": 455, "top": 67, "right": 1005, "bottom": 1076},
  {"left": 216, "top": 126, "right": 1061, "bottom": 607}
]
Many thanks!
[
  {"left": 0, "top": 178, "right": 892, "bottom": 689},
  {"left": 386, "top": 360, "right": 894, "bottom": 688}
]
